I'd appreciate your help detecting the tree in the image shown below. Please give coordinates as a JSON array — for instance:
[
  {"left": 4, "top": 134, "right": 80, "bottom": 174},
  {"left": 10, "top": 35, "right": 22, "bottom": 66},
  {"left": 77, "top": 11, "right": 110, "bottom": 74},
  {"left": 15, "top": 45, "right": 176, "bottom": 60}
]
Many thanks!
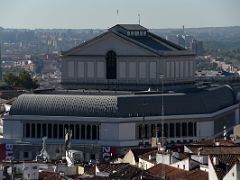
[{"left": 4, "top": 71, "right": 39, "bottom": 89}]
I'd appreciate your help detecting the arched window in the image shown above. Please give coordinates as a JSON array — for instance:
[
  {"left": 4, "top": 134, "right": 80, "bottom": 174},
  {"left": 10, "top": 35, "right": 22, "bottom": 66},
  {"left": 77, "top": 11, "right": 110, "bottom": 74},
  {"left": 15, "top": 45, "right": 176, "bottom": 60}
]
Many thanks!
[{"left": 106, "top": 50, "right": 117, "bottom": 79}]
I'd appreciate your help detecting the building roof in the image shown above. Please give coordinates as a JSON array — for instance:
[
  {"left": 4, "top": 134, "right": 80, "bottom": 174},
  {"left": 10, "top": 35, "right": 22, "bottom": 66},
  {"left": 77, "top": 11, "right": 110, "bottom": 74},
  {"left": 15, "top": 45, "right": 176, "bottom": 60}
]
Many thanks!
[
  {"left": 209, "top": 155, "right": 240, "bottom": 180},
  {"left": 112, "top": 24, "right": 148, "bottom": 31},
  {"left": 9, "top": 85, "right": 236, "bottom": 117},
  {"left": 185, "top": 145, "right": 240, "bottom": 155},
  {"left": 62, "top": 24, "right": 193, "bottom": 57},
  {"left": 147, "top": 164, "right": 208, "bottom": 180}
]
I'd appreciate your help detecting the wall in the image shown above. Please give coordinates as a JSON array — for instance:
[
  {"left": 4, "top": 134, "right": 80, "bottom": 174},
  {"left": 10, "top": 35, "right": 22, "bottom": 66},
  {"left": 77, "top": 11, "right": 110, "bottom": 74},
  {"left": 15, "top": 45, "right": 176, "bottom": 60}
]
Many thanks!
[
  {"left": 156, "top": 153, "right": 171, "bottom": 165},
  {"left": 122, "top": 150, "right": 137, "bottom": 166},
  {"left": 3, "top": 119, "right": 23, "bottom": 139},
  {"left": 100, "top": 122, "right": 137, "bottom": 146},
  {"left": 138, "top": 158, "right": 155, "bottom": 170},
  {"left": 223, "top": 163, "right": 238, "bottom": 180},
  {"left": 208, "top": 157, "right": 219, "bottom": 180},
  {"left": 197, "top": 121, "right": 214, "bottom": 138}
]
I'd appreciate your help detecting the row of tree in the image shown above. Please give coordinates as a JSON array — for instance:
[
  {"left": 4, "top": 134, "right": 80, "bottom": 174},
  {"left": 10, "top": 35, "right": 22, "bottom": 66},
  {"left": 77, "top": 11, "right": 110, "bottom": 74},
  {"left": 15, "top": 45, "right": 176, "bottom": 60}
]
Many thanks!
[{"left": 4, "top": 71, "right": 39, "bottom": 89}]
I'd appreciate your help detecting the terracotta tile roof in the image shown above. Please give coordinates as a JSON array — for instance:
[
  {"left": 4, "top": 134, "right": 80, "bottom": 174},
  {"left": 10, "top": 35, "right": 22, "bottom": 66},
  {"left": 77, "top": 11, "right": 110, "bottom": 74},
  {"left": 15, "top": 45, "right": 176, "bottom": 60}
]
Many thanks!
[
  {"left": 139, "top": 150, "right": 158, "bottom": 164},
  {"left": 130, "top": 147, "right": 157, "bottom": 162},
  {"left": 147, "top": 164, "right": 208, "bottom": 180},
  {"left": 110, "top": 164, "right": 142, "bottom": 179},
  {"left": 209, "top": 154, "right": 240, "bottom": 180},
  {"left": 191, "top": 139, "right": 236, "bottom": 147},
  {"left": 39, "top": 171, "right": 61, "bottom": 180},
  {"left": 185, "top": 146, "right": 240, "bottom": 155}
]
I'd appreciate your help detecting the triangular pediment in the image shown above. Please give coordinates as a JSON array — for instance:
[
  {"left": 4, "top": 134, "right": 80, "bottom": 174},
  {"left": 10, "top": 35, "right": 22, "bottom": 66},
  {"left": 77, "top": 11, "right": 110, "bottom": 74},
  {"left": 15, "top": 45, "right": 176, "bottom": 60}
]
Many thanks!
[{"left": 63, "top": 31, "right": 159, "bottom": 56}]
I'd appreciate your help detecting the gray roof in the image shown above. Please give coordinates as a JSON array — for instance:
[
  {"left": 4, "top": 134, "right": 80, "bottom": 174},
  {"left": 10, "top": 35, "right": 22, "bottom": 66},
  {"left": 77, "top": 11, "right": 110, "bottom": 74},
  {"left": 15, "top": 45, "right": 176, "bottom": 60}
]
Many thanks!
[
  {"left": 62, "top": 24, "right": 193, "bottom": 57},
  {"left": 10, "top": 85, "right": 236, "bottom": 118},
  {"left": 114, "top": 24, "right": 148, "bottom": 31}
]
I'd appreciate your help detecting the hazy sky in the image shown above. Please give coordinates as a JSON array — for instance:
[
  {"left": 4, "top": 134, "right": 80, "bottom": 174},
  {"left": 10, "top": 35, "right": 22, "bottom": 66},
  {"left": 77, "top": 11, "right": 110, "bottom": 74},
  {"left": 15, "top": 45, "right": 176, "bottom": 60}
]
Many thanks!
[{"left": 0, "top": 0, "right": 240, "bottom": 29}]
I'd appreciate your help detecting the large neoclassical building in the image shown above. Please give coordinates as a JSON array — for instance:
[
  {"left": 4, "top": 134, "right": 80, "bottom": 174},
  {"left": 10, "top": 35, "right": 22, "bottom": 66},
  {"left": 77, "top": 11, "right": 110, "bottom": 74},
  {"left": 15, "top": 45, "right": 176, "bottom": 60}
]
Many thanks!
[
  {"left": 2, "top": 85, "right": 239, "bottom": 161},
  {"left": 61, "top": 24, "right": 195, "bottom": 90}
]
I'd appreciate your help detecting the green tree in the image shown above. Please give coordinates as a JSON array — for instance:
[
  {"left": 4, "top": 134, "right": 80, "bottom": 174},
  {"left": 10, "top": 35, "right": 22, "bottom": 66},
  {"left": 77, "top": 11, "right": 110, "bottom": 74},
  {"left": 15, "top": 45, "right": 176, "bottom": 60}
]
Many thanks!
[
  {"left": 4, "top": 71, "right": 39, "bottom": 89},
  {"left": 4, "top": 72, "right": 18, "bottom": 87}
]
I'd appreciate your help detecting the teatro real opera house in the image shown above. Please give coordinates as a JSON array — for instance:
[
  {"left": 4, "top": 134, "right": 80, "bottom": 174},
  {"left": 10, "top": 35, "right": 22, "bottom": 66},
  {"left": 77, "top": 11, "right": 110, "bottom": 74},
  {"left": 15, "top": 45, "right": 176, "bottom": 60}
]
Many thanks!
[{"left": 2, "top": 24, "right": 240, "bottom": 161}]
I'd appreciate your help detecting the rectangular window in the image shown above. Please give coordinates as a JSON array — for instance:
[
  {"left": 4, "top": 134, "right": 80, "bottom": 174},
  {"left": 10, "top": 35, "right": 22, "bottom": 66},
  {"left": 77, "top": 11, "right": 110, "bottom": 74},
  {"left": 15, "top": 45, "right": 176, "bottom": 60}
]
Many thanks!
[
  {"left": 67, "top": 61, "right": 75, "bottom": 78},
  {"left": 48, "top": 124, "right": 52, "bottom": 138},
  {"left": 119, "top": 62, "right": 126, "bottom": 78},
  {"left": 59, "top": 124, "right": 64, "bottom": 139},
  {"left": 97, "top": 61, "right": 104, "bottom": 78},
  {"left": 77, "top": 61, "right": 85, "bottom": 78},
  {"left": 139, "top": 62, "right": 147, "bottom": 79},
  {"left": 170, "top": 123, "right": 175, "bottom": 138},
  {"left": 182, "top": 123, "right": 187, "bottom": 136},
  {"left": 188, "top": 122, "right": 193, "bottom": 137},
  {"left": 149, "top": 62, "right": 157, "bottom": 79},
  {"left": 129, "top": 62, "right": 137, "bottom": 79},
  {"left": 176, "top": 123, "right": 181, "bottom": 137},
  {"left": 87, "top": 62, "right": 94, "bottom": 78},
  {"left": 37, "top": 123, "right": 41, "bottom": 138},
  {"left": 42, "top": 124, "right": 47, "bottom": 137},
  {"left": 31, "top": 124, "right": 35, "bottom": 138},
  {"left": 24, "top": 151, "right": 29, "bottom": 158}
]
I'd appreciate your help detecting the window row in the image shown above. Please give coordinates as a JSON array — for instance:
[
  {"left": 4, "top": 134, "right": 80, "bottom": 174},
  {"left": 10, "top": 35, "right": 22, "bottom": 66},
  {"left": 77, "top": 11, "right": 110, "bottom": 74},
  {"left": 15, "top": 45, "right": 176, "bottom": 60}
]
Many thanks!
[
  {"left": 24, "top": 123, "right": 100, "bottom": 140},
  {"left": 137, "top": 122, "right": 197, "bottom": 139}
]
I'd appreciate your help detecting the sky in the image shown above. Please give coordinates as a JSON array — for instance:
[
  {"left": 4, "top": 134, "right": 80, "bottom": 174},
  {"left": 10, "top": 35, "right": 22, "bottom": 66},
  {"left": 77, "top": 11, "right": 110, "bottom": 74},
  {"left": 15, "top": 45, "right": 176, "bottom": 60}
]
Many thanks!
[{"left": 0, "top": 0, "right": 240, "bottom": 29}]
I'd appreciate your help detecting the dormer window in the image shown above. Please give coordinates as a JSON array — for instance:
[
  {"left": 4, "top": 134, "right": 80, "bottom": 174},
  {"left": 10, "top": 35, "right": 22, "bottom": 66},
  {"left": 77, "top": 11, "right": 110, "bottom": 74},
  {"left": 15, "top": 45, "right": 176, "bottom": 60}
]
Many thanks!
[{"left": 134, "top": 31, "right": 139, "bottom": 36}]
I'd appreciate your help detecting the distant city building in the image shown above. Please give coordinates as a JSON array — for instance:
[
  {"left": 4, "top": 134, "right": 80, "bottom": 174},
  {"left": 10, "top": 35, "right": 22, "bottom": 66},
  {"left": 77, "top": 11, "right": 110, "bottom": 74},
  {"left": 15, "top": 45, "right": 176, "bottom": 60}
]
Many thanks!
[
  {"left": 61, "top": 24, "right": 195, "bottom": 90},
  {"left": 191, "top": 39, "right": 204, "bottom": 55}
]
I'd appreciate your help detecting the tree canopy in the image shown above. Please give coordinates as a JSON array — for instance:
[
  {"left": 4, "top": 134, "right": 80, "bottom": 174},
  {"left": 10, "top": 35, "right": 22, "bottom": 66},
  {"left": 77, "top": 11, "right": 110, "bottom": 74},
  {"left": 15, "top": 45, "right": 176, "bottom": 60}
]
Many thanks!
[{"left": 4, "top": 71, "right": 39, "bottom": 89}]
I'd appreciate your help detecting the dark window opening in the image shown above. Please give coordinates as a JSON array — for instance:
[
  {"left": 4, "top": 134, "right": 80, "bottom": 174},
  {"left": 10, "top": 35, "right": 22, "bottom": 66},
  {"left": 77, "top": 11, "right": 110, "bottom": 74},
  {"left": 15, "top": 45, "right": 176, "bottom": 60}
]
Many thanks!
[
  {"left": 81, "top": 125, "right": 85, "bottom": 139},
  {"left": 31, "top": 124, "right": 35, "bottom": 138},
  {"left": 59, "top": 124, "right": 64, "bottom": 139},
  {"left": 92, "top": 125, "right": 97, "bottom": 140},
  {"left": 76, "top": 125, "right": 80, "bottom": 139},
  {"left": 42, "top": 124, "right": 47, "bottom": 137},
  {"left": 182, "top": 123, "right": 187, "bottom": 137},
  {"left": 194, "top": 122, "right": 197, "bottom": 136},
  {"left": 53, "top": 124, "right": 58, "bottom": 138},
  {"left": 170, "top": 123, "right": 175, "bottom": 138},
  {"left": 151, "top": 124, "right": 156, "bottom": 137},
  {"left": 164, "top": 124, "right": 168, "bottom": 137},
  {"left": 24, "top": 151, "right": 29, "bottom": 158},
  {"left": 176, "top": 123, "right": 181, "bottom": 137},
  {"left": 138, "top": 125, "right": 142, "bottom": 139},
  {"left": 144, "top": 124, "right": 148, "bottom": 138},
  {"left": 106, "top": 51, "right": 117, "bottom": 79},
  {"left": 48, "top": 124, "right": 52, "bottom": 138},
  {"left": 157, "top": 124, "right": 162, "bottom": 137},
  {"left": 97, "top": 126, "right": 100, "bottom": 140},
  {"left": 87, "top": 125, "right": 91, "bottom": 140},
  {"left": 188, "top": 122, "right": 193, "bottom": 137}
]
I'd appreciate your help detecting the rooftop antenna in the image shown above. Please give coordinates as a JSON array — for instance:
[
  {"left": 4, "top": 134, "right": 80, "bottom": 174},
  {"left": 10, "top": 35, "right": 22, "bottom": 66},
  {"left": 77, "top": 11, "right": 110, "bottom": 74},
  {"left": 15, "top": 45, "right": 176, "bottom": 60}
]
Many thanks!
[
  {"left": 138, "top": 13, "right": 141, "bottom": 25},
  {"left": 116, "top": 9, "right": 119, "bottom": 24}
]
